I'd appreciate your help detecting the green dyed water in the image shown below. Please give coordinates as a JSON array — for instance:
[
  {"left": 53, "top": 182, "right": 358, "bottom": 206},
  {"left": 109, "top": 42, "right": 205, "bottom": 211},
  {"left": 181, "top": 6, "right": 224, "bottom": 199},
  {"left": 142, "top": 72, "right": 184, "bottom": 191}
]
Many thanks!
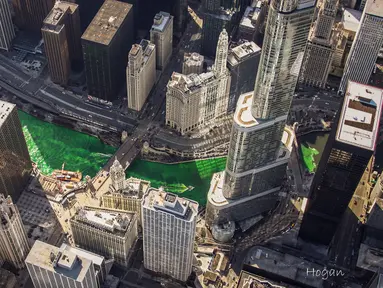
[
  {"left": 299, "top": 131, "right": 330, "bottom": 173},
  {"left": 126, "top": 158, "right": 227, "bottom": 205},
  {"left": 19, "top": 111, "right": 226, "bottom": 205},
  {"left": 19, "top": 111, "right": 117, "bottom": 177}
]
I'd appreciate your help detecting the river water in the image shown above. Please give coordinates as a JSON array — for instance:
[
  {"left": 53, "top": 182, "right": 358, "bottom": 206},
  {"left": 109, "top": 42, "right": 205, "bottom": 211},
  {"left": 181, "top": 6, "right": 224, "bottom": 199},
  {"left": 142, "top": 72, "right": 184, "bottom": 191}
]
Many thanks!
[
  {"left": 19, "top": 111, "right": 225, "bottom": 205},
  {"left": 298, "top": 131, "right": 330, "bottom": 173}
]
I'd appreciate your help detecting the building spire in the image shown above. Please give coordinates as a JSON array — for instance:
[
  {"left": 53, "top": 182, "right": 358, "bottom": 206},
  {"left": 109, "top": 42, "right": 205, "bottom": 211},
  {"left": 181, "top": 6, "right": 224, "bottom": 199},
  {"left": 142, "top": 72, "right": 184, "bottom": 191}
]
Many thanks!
[{"left": 213, "top": 29, "right": 229, "bottom": 76}]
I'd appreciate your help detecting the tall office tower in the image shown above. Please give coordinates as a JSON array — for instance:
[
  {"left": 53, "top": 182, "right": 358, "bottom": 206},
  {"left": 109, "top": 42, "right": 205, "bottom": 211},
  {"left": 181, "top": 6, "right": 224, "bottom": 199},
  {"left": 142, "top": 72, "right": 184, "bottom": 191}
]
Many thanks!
[
  {"left": 238, "top": 2, "right": 267, "bottom": 43},
  {"left": 26, "top": 241, "right": 99, "bottom": 288},
  {"left": 182, "top": 52, "right": 204, "bottom": 75},
  {"left": 150, "top": 12, "right": 173, "bottom": 71},
  {"left": 109, "top": 159, "right": 125, "bottom": 191},
  {"left": 127, "top": 40, "right": 156, "bottom": 111},
  {"left": 142, "top": 189, "right": 198, "bottom": 282},
  {"left": 299, "top": 81, "right": 382, "bottom": 245},
  {"left": 42, "top": 1, "right": 82, "bottom": 85},
  {"left": 12, "top": 0, "right": 55, "bottom": 32},
  {"left": 70, "top": 206, "right": 138, "bottom": 266},
  {"left": 299, "top": 0, "right": 338, "bottom": 88},
  {"left": 201, "top": 1, "right": 234, "bottom": 57},
  {"left": 339, "top": 0, "right": 383, "bottom": 94},
  {"left": 82, "top": 0, "right": 134, "bottom": 102},
  {"left": 227, "top": 41, "right": 261, "bottom": 113},
  {"left": 0, "top": 0, "right": 15, "bottom": 51},
  {"left": 0, "top": 194, "right": 30, "bottom": 269},
  {"left": 0, "top": 101, "right": 32, "bottom": 201},
  {"left": 206, "top": 0, "right": 315, "bottom": 227},
  {"left": 166, "top": 30, "right": 231, "bottom": 135}
]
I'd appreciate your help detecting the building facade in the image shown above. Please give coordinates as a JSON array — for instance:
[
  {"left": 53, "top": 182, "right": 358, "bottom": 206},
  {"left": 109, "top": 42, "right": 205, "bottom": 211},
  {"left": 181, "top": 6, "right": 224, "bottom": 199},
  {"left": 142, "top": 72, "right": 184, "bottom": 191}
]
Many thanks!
[
  {"left": 227, "top": 41, "right": 261, "bottom": 113},
  {"left": 300, "top": 81, "right": 383, "bottom": 245},
  {"left": 142, "top": 189, "right": 198, "bottom": 282},
  {"left": 150, "top": 12, "right": 173, "bottom": 71},
  {"left": 206, "top": 0, "right": 315, "bottom": 227},
  {"left": 12, "top": 0, "right": 55, "bottom": 32},
  {"left": 339, "top": 0, "right": 383, "bottom": 94},
  {"left": 299, "top": 0, "right": 338, "bottom": 88},
  {"left": 0, "top": 194, "right": 30, "bottom": 269},
  {"left": 0, "top": 101, "right": 32, "bottom": 201},
  {"left": 127, "top": 40, "right": 156, "bottom": 111},
  {"left": 70, "top": 206, "right": 137, "bottom": 266},
  {"left": 42, "top": 1, "right": 82, "bottom": 85},
  {"left": 182, "top": 52, "right": 204, "bottom": 75},
  {"left": 82, "top": 0, "right": 134, "bottom": 102},
  {"left": 166, "top": 30, "right": 231, "bottom": 135},
  {"left": 0, "top": 0, "right": 15, "bottom": 51},
  {"left": 26, "top": 240, "right": 98, "bottom": 288}
]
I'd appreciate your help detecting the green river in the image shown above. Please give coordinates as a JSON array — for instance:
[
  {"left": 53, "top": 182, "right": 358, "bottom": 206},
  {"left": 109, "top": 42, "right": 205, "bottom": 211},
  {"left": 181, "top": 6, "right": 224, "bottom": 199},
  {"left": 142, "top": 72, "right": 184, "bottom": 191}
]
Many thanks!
[
  {"left": 19, "top": 111, "right": 226, "bottom": 205},
  {"left": 299, "top": 131, "right": 330, "bottom": 173}
]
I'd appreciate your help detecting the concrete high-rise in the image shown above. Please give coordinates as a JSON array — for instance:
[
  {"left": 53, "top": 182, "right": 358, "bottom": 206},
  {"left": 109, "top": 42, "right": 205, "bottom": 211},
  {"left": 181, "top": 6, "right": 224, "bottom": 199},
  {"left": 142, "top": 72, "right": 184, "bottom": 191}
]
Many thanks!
[
  {"left": 127, "top": 40, "right": 156, "bottom": 111},
  {"left": 166, "top": 30, "right": 231, "bottom": 135},
  {"left": 70, "top": 206, "right": 138, "bottom": 266},
  {"left": 182, "top": 52, "right": 204, "bottom": 75},
  {"left": 12, "top": 0, "right": 55, "bottom": 32},
  {"left": 42, "top": 1, "right": 82, "bottom": 85},
  {"left": 142, "top": 189, "right": 198, "bottom": 282},
  {"left": 300, "top": 81, "right": 383, "bottom": 245},
  {"left": 0, "top": 101, "right": 32, "bottom": 201},
  {"left": 206, "top": 0, "right": 315, "bottom": 227},
  {"left": 299, "top": 0, "right": 338, "bottom": 88},
  {"left": 82, "top": 0, "right": 134, "bottom": 102},
  {"left": 339, "top": 0, "right": 383, "bottom": 94},
  {"left": 0, "top": 194, "right": 30, "bottom": 269},
  {"left": 150, "top": 12, "right": 173, "bottom": 71},
  {"left": 0, "top": 0, "right": 15, "bottom": 51},
  {"left": 26, "top": 240, "right": 99, "bottom": 288},
  {"left": 227, "top": 41, "right": 261, "bottom": 113}
]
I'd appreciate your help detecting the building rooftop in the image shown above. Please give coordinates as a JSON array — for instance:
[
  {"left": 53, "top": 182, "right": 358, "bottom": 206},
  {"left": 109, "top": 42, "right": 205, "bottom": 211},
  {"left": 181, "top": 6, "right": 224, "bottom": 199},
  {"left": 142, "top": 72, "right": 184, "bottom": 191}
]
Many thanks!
[
  {"left": 142, "top": 188, "right": 198, "bottom": 221},
  {"left": 81, "top": 0, "right": 132, "bottom": 46},
  {"left": 151, "top": 11, "right": 172, "bottom": 33},
  {"left": 244, "top": 246, "right": 324, "bottom": 288},
  {"left": 228, "top": 41, "right": 261, "bottom": 66},
  {"left": 0, "top": 268, "right": 16, "bottom": 288},
  {"left": 60, "top": 243, "right": 105, "bottom": 267},
  {"left": 239, "top": 6, "right": 261, "bottom": 29},
  {"left": 43, "top": 1, "right": 78, "bottom": 26},
  {"left": 167, "top": 71, "right": 216, "bottom": 94},
  {"left": 183, "top": 52, "right": 204, "bottom": 66},
  {"left": 0, "top": 100, "right": 15, "bottom": 127},
  {"left": 342, "top": 8, "right": 362, "bottom": 32},
  {"left": 357, "top": 243, "right": 383, "bottom": 272},
  {"left": 365, "top": 0, "right": 383, "bottom": 18},
  {"left": 336, "top": 81, "right": 383, "bottom": 151},
  {"left": 237, "top": 270, "right": 292, "bottom": 288},
  {"left": 25, "top": 240, "right": 93, "bottom": 282},
  {"left": 72, "top": 206, "right": 135, "bottom": 237}
]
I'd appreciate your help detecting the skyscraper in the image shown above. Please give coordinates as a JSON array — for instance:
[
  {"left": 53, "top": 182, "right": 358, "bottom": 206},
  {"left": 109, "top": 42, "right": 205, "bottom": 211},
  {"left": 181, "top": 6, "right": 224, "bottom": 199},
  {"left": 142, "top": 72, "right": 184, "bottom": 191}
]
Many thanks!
[
  {"left": 42, "top": 1, "right": 82, "bottom": 85},
  {"left": 0, "top": 194, "right": 30, "bottom": 269},
  {"left": 12, "top": 0, "right": 55, "bottom": 32},
  {"left": 127, "top": 40, "right": 156, "bottom": 111},
  {"left": 142, "top": 189, "right": 198, "bottom": 282},
  {"left": 150, "top": 12, "right": 173, "bottom": 71},
  {"left": 227, "top": 41, "right": 261, "bottom": 113},
  {"left": 339, "top": 0, "right": 383, "bottom": 94},
  {"left": 166, "top": 30, "right": 231, "bottom": 134},
  {"left": 299, "top": 81, "right": 382, "bottom": 245},
  {"left": 0, "top": 100, "right": 32, "bottom": 201},
  {"left": 70, "top": 206, "right": 138, "bottom": 266},
  {"left": 299, "top": 0, "right": 338, "bottom": 88},
  {"left": 82, "top": 0, "right": 134, "bottom": 102},
  {"left": 26, "top": 240, "right": 99, "bottom": 288},
  {"left": 0, "top": 0, "right": 15, "bottom": 51},
  {"left": 206, "top": 0, "right": 315, "bottom": 226}
]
